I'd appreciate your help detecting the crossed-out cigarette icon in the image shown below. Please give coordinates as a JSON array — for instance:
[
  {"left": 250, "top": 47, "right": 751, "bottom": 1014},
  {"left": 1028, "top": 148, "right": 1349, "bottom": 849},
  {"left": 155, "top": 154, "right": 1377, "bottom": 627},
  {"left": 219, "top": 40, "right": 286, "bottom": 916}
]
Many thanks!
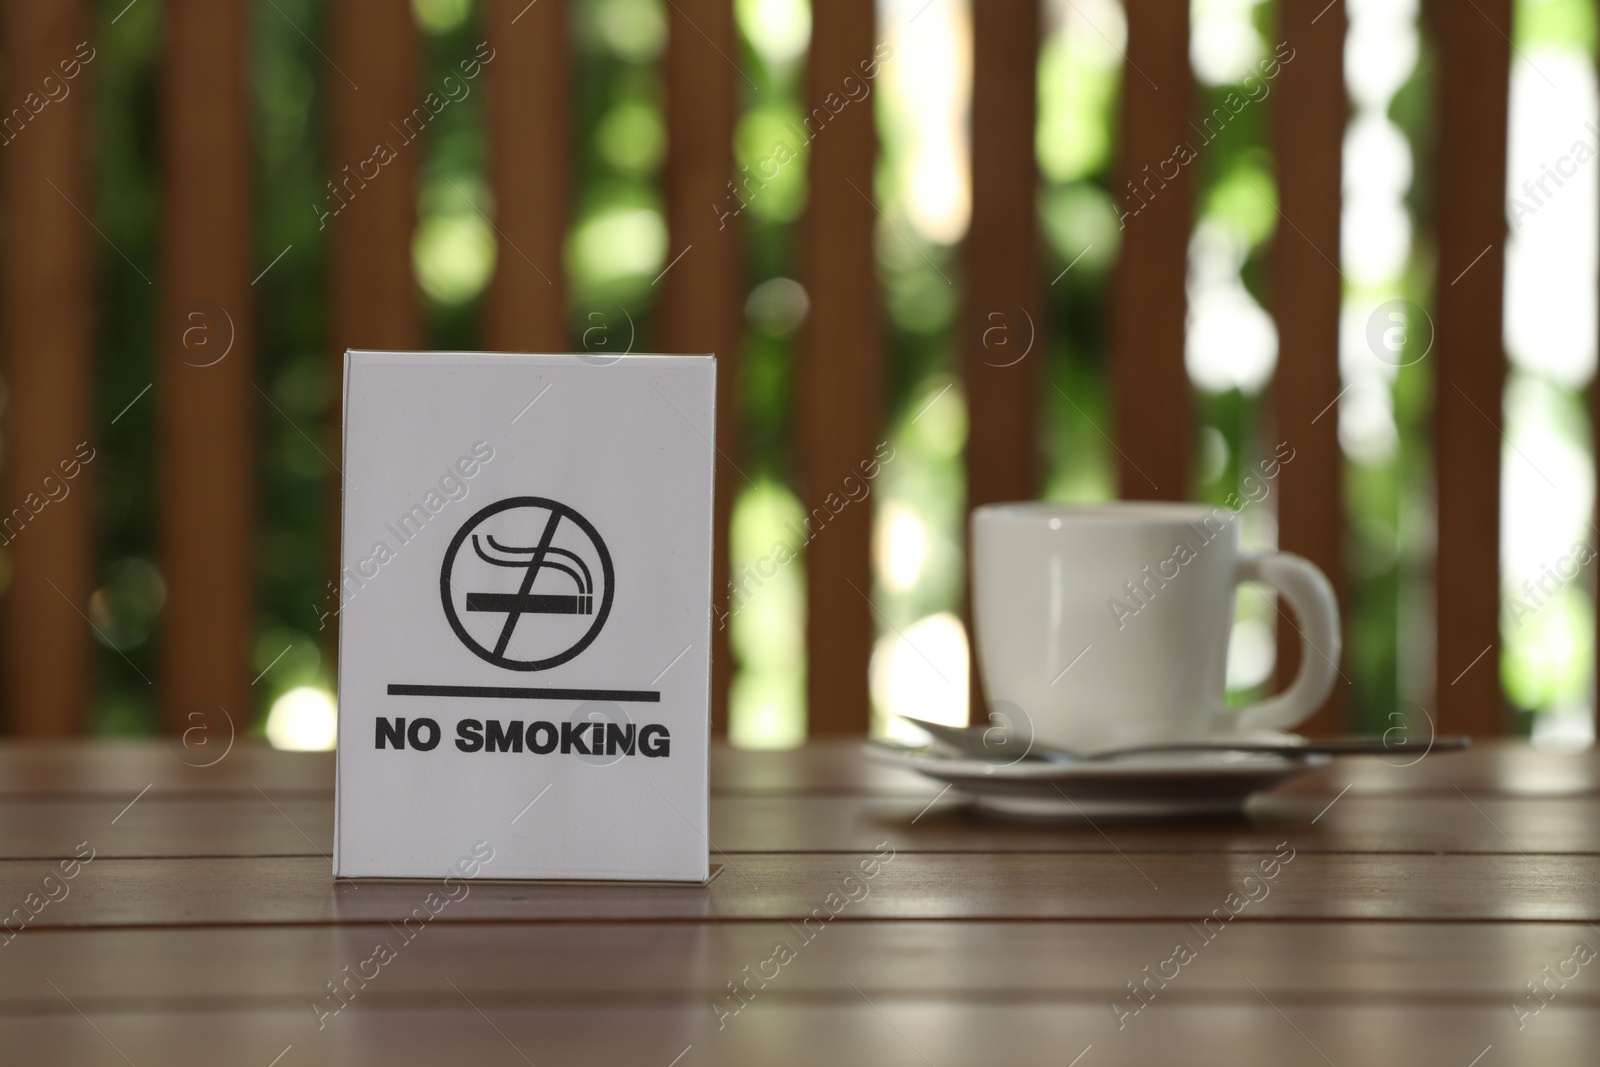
[{"left": 441, "top": 497, "right": 614, "bottom": 670}]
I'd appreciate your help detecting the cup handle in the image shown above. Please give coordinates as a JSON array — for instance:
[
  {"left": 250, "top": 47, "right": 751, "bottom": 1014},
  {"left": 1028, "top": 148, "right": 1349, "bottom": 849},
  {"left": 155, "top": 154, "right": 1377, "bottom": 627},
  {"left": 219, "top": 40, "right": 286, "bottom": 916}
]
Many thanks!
[{"left": 1228, "top": 552, "right": 1341, "bottom": 733}]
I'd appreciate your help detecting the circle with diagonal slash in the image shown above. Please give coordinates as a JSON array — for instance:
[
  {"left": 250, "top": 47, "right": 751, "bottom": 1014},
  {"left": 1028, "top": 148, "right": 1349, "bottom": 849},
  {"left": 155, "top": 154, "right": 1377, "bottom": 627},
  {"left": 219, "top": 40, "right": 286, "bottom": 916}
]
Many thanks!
[{"left": 440, "top": 497, "right": 615, "bottom": 671}]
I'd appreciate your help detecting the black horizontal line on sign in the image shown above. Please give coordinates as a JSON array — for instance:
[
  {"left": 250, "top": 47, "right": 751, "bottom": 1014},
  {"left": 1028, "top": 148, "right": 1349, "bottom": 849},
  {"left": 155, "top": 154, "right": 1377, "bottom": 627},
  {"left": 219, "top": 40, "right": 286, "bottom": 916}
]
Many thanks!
[{"left": 386, "top": 684, "right": 661, "bottom": 703}]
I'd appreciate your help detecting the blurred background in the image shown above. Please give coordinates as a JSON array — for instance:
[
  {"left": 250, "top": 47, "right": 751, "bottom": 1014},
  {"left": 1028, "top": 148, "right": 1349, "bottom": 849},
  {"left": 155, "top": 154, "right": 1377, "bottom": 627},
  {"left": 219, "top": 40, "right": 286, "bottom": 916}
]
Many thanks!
[{"left": 0, "top": 0, "right": 1593, "bottom": 751}]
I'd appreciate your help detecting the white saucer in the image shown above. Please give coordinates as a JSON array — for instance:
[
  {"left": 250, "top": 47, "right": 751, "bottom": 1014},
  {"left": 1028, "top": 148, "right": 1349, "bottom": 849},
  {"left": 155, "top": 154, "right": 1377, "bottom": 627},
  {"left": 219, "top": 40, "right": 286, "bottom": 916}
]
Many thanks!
[{"left": 864, "top": 739, "right": 1330, "bottom": 819}]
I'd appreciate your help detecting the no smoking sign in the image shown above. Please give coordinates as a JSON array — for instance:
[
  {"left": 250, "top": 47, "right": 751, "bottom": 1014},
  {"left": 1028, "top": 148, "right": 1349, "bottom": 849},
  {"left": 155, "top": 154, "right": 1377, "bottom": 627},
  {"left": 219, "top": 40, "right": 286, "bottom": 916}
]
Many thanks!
[{"left": 335, "top": 352, "right": 715, "bottom": 882}]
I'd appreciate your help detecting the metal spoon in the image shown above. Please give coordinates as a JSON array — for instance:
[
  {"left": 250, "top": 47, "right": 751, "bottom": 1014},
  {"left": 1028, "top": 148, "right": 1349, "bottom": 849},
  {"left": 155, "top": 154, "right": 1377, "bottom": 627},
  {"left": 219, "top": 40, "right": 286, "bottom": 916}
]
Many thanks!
[{"left": 896, "top": 714, "right": 1468, "bottom": 764}]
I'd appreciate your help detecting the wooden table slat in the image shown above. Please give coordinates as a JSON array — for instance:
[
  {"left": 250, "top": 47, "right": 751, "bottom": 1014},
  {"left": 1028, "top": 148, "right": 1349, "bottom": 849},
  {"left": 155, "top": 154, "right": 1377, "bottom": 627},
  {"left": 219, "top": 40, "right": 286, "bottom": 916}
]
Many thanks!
[
  {"left": 2, "top": 921, "right": 1595, "bottom": 1004},
  {"left": 0, "top": 740, "right": 1595, "bottom": 798},
  {"left": 1, "top": 852, "right": 1595, "bottom": 927},
  {"left": 3, "top": 792, "right": 1600, "bottom": 859},
  {"left": 2, "top": 1001, "right": 1595, "bottom": 1067}
]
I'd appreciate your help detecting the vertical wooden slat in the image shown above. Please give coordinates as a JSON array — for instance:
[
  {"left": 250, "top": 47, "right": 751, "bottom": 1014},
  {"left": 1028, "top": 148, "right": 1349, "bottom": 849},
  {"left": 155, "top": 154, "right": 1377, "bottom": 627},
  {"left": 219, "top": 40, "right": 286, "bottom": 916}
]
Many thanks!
[
  {"left": 1272, "top": 0, "right": 1347, "bottom": 736},
  {"left": 327, "top": 0, "right": 422, "bottom": 669},
  {"left": 485, "top": 0, "right": 568, "bottom": 352},
  {"left": 1, "top": 0, "right": 95, "bottom": 735},
  {"left": 1110, "top": 0, "right": 1194, "bottom": 500},
  {"left": 964, "top": 0, "right": 1041, "bottom": 721},
  {"left": 1433, "top": 0, "right": 1511, "bottom": 737},
  {"left": 1433, "top": 2, "right": 1504, "bottom": 735},
  {"left": 330, "top": 1, "right": 422, "bottom": 375},
  {"left": 659, "top": 0, "right": 742, "bottom": 737},
  {"left": 159, "top": 0, "right": 257, "bottom": 732},
  {"left": 800, "top": 0, "right": 882, "bottom": 735}
]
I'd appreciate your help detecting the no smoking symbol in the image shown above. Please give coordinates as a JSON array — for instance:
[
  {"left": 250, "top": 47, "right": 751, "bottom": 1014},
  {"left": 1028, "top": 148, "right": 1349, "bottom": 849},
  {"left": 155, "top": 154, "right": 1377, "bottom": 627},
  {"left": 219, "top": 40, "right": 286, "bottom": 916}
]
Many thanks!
[{"left": 439, "top": 497, "right": 614, "bottom": 671}]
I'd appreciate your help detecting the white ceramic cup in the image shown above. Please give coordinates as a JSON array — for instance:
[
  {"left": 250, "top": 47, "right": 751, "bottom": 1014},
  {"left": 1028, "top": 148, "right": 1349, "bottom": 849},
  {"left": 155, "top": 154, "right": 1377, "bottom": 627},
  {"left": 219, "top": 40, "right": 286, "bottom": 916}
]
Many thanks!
[{"left": 970, "top": 502, "right": 1340, "bottom": 752}]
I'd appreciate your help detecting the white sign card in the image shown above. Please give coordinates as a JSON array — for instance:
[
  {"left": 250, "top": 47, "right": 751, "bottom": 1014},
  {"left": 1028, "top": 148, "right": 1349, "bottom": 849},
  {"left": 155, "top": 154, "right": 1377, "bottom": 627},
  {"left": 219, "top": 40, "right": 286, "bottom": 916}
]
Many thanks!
[{"left": 334, "top": 351, "right": 714, "bottom": 882}]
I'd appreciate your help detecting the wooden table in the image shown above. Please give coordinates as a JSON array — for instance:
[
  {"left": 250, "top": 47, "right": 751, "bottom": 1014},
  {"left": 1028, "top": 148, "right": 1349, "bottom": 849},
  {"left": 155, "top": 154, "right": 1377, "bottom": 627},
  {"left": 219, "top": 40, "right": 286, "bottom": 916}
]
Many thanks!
[{"left": 0, "top": 739, "right": 1596, "bottom": 1064}]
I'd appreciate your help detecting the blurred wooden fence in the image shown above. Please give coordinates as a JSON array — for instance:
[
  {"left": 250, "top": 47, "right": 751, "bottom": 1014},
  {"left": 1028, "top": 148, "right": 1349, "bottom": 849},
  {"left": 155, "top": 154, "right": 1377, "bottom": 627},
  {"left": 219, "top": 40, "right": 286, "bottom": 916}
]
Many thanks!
[{"left": 0, "top": 0, "right": 1520, "bottom": 737}]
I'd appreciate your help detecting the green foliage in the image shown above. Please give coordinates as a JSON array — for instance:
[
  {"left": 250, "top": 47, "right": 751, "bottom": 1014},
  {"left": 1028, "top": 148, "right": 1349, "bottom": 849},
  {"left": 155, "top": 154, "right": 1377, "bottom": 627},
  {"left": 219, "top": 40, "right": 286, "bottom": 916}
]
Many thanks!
[
  {"left": 89, "top": 0, "right": 162, "bottom": 734},
  {"left": 251, "top": 0, "right": 335, "bottom": 731},
  {"left": 1515, "top": 0, "right": 1597, "bottom": 51}
]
